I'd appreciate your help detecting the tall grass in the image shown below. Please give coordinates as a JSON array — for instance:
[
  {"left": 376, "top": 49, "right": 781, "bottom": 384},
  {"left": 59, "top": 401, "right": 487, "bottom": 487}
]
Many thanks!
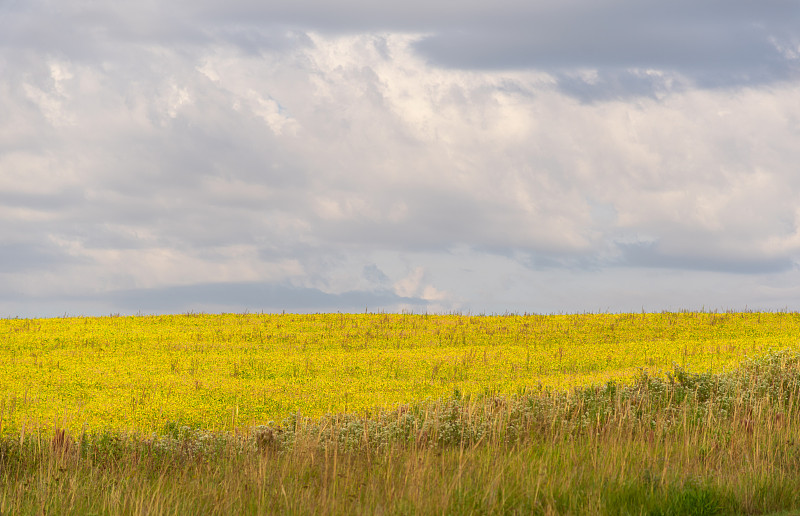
[{"left": 3, "top": 350, "right": 800, "bottom": 514}]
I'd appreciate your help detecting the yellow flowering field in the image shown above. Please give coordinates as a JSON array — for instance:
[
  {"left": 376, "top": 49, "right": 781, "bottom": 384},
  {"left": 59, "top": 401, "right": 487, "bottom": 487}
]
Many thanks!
[{"left": 1, "top": 311, "right": 797, "bottom": 436}]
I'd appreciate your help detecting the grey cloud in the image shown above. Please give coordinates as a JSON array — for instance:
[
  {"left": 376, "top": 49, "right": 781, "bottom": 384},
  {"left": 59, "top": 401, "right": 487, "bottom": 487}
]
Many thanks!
[
  {"left": 0, "top": 242, "right": 88, "bottom": 273},
  {"left": 106, "top": 282, "right": 426, "bottom": 314},
  {"left": 362, "top": 264, "right": 390, "bottom": 285},
  {"left": 554, "top": 70, "right": 687, "bottom": 103},
  {"left": 615, "top": 241, "right": 795, "bottom": 274},
  {"left": 0, "top": 281, "right": 427, "bottom": 317},
  {"left": 413, "top": 0, "right": 799, "bottom": 93},
  {"left": 0, "top": 2, "right": 292, "bottom": 62},
  {"left": 0, "top": 1, "right": 209, "bottom": 60},
  {"left": 5, "top": 1, "right": 797, "bottom": 92},
  {"left": 417, "top": 11, "right": 781, "bottom": 69},
  {"left": 471, "top": 245, "right": 599, "bottom": 272},
  {"left": 525, "top": 253, "right": 604, "bottom": 272},
  {"left": 310, "top": 191, "right": 491, "bottom": 252},
  {"left": 210, "top": 27, "right": 314, "bottom": 56},
  {"left": 177, "top": 0, "right": 800, "bottom": 90},
  {"left": 0, "top": 190, "right": 85, "bottom": 212}
]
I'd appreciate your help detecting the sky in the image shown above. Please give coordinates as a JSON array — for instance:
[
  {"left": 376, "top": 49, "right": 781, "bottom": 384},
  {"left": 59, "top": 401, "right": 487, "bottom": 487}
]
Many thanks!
[{"left": 1, "top": 0, "right": 799, "bottom": 317}]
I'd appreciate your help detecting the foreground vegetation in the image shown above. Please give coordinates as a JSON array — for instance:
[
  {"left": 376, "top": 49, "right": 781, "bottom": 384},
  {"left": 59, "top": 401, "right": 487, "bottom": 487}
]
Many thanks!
[
  {"left": 2, "top": 311, "right": 798, "bottom": 435},
  {"left": 3, "top": 350, "right": 800, "bottom": 515}
]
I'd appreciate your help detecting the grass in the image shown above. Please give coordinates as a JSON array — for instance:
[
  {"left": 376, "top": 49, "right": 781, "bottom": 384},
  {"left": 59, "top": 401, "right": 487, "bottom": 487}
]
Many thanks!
[
  {"left": 3, "top": 349, "right": 800, "bottom": 514},
  {"left": 2, "top": 311, "right": 798, "bottom": 435}
]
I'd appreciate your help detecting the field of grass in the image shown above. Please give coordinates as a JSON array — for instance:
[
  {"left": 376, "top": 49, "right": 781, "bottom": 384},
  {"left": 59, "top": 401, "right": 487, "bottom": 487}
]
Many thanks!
[
  {"left": 1, "top": 311, "right": 796, "bottom": 436},
  {"left": 2, "top": 311, "right": 800, "bottom": 514}
]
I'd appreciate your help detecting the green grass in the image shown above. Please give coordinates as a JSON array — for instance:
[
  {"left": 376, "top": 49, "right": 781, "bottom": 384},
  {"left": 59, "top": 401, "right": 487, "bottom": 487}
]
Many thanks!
[{"left": 3, "top": 350, "right": 800, "bottom": 514}]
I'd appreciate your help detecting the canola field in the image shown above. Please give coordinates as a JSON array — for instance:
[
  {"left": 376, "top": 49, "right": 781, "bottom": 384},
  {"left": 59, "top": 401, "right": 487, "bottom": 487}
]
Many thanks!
[{"left": 1, "top": 311, "right": 798, "bottom": 436}]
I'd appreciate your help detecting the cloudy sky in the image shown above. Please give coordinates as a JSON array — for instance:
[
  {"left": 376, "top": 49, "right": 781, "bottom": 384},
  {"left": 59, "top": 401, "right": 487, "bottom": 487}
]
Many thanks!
[{"left": 1, "top": 0, "right": 799, "bottom": 317}]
